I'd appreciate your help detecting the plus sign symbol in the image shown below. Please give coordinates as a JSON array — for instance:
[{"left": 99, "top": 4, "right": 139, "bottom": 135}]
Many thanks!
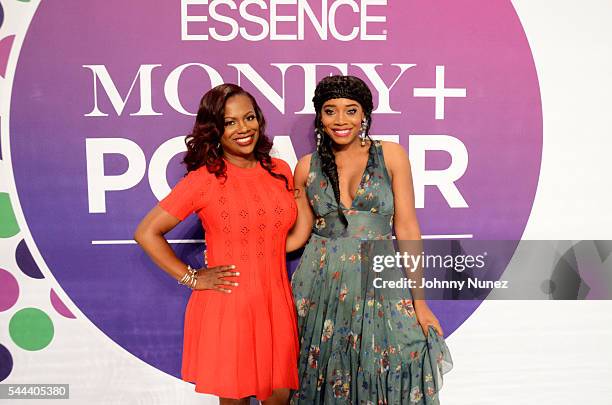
[{"left": 414, "top": 66, "right": 467, "bottom": 120}]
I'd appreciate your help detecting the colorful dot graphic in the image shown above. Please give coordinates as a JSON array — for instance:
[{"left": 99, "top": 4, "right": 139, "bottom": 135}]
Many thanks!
[
  {"left": 15, "top": 239, "right": 43, "bottom": 279},
  {"left": 0, "top": 35, "right": 15, "bottom": 78},
  {"left": 0, "top": 268, "right": 19, "bottom": 311},
  {"left": 50, "top": 289, "right": 76, "bottom": 319},
  {"left": 9, "top": 308, "right": 54, "bottom": 351},
  {"left": 0, "top": 192, "right": 20, "bottom": 237},
  {"left": 0, "top": 344, "right": 13, "bottom": 382}
]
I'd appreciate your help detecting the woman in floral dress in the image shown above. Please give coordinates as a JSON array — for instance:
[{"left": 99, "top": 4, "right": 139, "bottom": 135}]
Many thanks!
[{"left": 286, "top": 75, "right": 453, "bottom": 404}]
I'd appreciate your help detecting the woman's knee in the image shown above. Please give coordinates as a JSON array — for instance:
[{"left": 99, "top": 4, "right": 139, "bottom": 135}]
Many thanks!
[
  {"left": 262, "top": 388, "right": 290, "bottom": 404},
  {"left": 219, "top": 397, "right": 250, "bottom": 405}
]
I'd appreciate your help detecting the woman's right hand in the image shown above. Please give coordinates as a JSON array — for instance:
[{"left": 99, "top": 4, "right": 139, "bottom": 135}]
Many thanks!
[{"left": 194, "top": 265, "right": 239, "bottom": 293}]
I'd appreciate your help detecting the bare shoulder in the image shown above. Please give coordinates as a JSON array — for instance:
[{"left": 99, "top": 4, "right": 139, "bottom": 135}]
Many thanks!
[
  {"left": 295, "top": 153, "right": 313, "bottom": 175},
  {"left": 379, "top": 141, "right": 410, "bottom": 177},
  {"left": 293, "top": 153, "right": 313, "bottom": 186},
  {"left": 379, "top": 140, "right": 408, "bottom": 160}
]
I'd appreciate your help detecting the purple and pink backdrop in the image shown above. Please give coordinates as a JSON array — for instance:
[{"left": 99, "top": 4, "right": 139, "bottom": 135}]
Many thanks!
[{"left": 8, "top": 1, "right": 541, "bottom": 378}]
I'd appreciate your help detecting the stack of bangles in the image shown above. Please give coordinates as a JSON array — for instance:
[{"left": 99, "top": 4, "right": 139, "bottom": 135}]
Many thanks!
[{"left": 178, "top": 265, "right": 198, "bottom": 289}]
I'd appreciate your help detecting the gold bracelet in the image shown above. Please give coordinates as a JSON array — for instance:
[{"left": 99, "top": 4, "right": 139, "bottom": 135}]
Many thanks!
[
  {"left": 188, "top": 265, "right": 197, "bottom": 289},
  {"left": 178, "top": 265, "right": 197, "bottom": 288},
  {"left": 178, "top": 272, "right": 190, "bottom": 285},
  {"left": 188, "top": 265, "right": 197, "bottom": 290}
]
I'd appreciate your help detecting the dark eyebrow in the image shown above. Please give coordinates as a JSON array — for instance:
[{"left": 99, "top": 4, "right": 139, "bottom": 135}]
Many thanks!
[
  {"left": 322, "top": 103, "right": 359, "bottom": 108},
  {"left": 224, "top": 110, "right": 255, "bottom": 120}
]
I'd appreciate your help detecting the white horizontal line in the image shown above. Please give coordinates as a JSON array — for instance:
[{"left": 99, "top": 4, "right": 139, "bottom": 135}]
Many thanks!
[
  {"left": 421, "top": 234, "right": 473, "bottom": 239},
  {"left": 91, "top": 239, "right": 205, "bottom": 245},
  {"left": 91, "top": 234, "right": 473, "bottom": 245}
]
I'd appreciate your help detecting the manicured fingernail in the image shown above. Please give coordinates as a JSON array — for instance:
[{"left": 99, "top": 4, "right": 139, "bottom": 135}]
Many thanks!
[
  {"left": 235, "top": 272, "right": 240, "bottom": 276},
  {"left": 231, "top": 265, "right": 236, "bottom": 269},
  {"left": 234, "top": 283, "right": 239, "bottom": 286}
]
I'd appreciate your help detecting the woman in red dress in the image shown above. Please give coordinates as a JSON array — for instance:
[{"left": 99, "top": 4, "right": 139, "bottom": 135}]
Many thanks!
[{"left": 135, "top": 84, "right": 298, "bottom": 404}]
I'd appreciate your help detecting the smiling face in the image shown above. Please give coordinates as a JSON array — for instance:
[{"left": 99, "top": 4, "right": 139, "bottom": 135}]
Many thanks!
[
  {"left": 220, "top": 94, "right": 260, "bottom": 160},
  {"left": 320, "top": 98, "right": 366, "bottom": 147}
]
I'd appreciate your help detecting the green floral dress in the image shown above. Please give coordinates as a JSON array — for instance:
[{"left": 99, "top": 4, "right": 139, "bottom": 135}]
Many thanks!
[{"left": 291, "top": 141, "right": 452, "bottom": 404}]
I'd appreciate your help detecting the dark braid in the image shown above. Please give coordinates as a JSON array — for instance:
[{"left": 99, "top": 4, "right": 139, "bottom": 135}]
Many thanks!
[
  {"left": 312, "top": 75, "right": 374, "bottom": 227},
  {"left": 317, "top": 120, "right": 348, "bottom": 227}
]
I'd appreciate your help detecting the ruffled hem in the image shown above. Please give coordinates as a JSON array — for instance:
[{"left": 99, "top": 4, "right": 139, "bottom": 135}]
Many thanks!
[{"left": 292, "top": 326, "right": 452, "bottom": 405}]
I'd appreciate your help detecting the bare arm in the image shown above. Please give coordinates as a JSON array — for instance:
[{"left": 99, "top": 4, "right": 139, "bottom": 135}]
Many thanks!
[
  {"left": 383, "top": 141, "right": 442, "bottom": 336},
  {"left": 286, "top": 154, "right": 314, "bottom": 253},
  {"left": 383, "top": 142, "right": 424, "bottom": 297},
  {"left": 383, "top": 142, "right": 421, "bottom": 241},
  {"left": 134, "top": 206, "right": 190, "bottom": 281},
  {"left": 134, "top": 206, "right": 237, "bottom": 292}
]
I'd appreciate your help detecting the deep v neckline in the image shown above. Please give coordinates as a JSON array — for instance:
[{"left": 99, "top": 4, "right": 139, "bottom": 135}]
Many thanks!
[{"left": 338, "top": 142, "right": 374, "bottom": 210}]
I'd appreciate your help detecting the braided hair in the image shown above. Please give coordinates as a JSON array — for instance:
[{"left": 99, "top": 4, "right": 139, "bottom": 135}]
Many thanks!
[{"left": 312, "top": 75, "right": 374, "bottom": 227}]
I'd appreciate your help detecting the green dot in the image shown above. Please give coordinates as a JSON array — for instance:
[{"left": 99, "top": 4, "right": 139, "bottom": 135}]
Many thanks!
[
  {"left": 9, "top": 308, "right": 54, "bottom": 351},
  {"left": 0, "top": 193, "right": 20, "bottom": 237}
]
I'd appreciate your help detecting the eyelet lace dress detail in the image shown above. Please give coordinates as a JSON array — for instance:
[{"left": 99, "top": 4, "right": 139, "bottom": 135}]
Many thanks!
[{"left": 158, "top": 158, "right": 299, "bottom": 400}]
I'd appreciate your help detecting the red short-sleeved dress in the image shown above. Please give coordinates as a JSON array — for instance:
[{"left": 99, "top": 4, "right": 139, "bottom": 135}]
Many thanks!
[{"left": 158, "top": 158, "right": 299, "bottom": 400}]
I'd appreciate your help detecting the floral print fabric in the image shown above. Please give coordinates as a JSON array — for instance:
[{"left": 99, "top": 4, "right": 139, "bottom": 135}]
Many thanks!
[{"left": 291, "top": 142, "right": 453, "bottom": 404}]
